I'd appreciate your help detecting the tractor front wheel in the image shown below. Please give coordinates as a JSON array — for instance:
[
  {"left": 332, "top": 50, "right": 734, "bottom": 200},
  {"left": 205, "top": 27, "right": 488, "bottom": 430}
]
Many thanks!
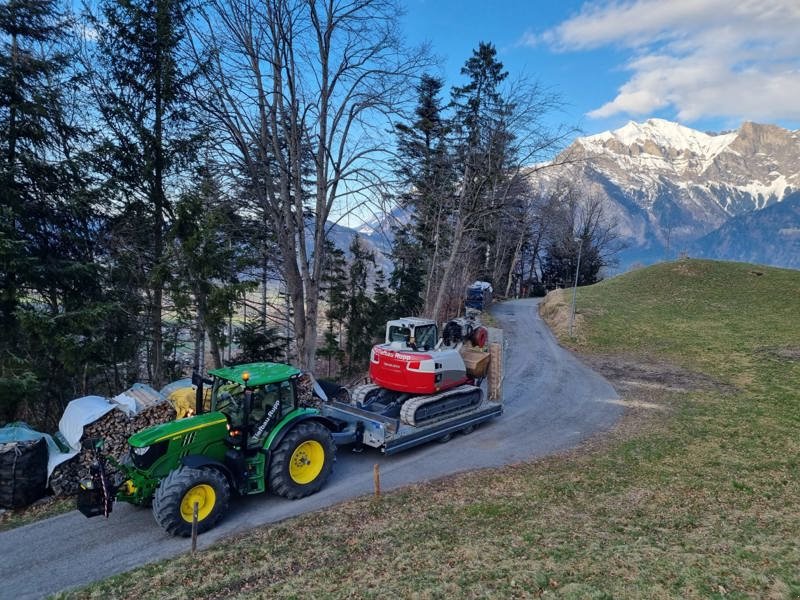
[
  {"left": 269, "top": 422, "right": 335, "bottom": 499},
  {"left": 152, "top": 467, "right": 230, "bottom": 537}
]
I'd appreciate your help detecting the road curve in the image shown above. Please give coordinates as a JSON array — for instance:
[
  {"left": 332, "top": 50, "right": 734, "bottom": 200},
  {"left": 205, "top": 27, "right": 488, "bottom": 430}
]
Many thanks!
[{"left": 0, "top": 298, "right": 622, "bottom": 600}]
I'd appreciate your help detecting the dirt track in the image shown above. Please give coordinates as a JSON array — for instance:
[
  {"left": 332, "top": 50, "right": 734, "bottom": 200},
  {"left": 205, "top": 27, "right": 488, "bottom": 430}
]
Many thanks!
[{"left": 0, "top": 298, "right": 623, "bottom": 600}]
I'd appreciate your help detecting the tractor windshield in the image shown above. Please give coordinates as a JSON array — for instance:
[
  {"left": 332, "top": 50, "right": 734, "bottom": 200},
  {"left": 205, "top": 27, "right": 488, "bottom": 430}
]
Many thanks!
[{"left": 211, "top": 380, "right": 245, "bottom": 414}]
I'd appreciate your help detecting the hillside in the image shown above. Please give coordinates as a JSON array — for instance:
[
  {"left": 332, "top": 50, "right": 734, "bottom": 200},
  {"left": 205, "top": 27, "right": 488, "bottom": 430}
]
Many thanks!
[{"left": 59, "top": 260, "right": 800, "bottom": 599}]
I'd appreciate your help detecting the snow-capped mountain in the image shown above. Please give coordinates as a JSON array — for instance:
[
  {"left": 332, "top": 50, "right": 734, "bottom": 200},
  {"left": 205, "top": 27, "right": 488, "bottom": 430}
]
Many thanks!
[{"left": 546, "top": 118, "right": 800, "bottom": 268}]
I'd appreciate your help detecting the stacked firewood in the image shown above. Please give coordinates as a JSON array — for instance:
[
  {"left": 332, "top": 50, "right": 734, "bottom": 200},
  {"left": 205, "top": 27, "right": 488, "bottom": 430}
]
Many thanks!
[{"left": 49, "top": 401, "right": 176, "bottom": 497}]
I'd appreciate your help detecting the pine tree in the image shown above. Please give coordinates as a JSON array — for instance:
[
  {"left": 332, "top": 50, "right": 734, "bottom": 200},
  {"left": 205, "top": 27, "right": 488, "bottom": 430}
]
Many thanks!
[
  {"left": 394, "top": 74, "right": 455, "bottom": 314},
  {"left": 0, "top": 0, "right": 123, "bottom": 425},
  {"left": 430, "top": 42, "right": 514, "bottom": 320},
  {"left": 168, "top": 166, "right": 254, "bottom": 371},
  {"left": 87, "top": 0, "right": 202, "bottom": 387},
  {"left": 317, "top": 240, "right": 347, "bottom": 378},
  {"left": 344, "top": 235, "right": 376, "bottom": 375},
  {"left": 388, "top": 227, "right": 425, "bottom": 316}
]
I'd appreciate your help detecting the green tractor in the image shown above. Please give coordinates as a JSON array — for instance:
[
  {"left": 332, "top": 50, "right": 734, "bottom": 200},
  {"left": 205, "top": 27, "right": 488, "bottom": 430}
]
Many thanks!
[{"left": 78, "top": 362, "right": 340, "bottom": 536}]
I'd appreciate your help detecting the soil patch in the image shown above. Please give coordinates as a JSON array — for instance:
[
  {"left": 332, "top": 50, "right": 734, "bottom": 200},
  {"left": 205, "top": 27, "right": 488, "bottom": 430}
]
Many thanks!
[
  {"left": 760, "top": 346, "right": 800, "bottom": 362},
  {"left": 580, "top": 353, "right": 726, "bottom": 395}
]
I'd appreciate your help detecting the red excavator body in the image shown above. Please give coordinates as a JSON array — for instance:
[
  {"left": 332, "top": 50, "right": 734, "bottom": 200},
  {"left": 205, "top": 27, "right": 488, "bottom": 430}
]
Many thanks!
[{"left": 368, "top": 318, "right": 469, "bottom": 395}]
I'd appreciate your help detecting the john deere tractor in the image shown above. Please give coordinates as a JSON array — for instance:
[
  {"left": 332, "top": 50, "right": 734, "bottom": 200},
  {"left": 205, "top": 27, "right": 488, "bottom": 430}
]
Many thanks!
[{"left": 78, "top": 363, "right": 340, "bottom": 536}]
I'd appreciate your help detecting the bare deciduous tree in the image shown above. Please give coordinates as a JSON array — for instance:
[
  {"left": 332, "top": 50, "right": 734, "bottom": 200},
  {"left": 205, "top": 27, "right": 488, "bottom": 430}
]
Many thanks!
[{"left": 190, "top": 0, "right": 427, "bottom": 369}]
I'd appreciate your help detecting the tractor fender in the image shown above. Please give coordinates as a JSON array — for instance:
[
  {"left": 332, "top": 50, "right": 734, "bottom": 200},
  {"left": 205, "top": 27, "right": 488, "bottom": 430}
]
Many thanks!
[
  {"left": 180, "top": 455, "right": 234, "bottom": 483},
  {"left": 263, "top": 414, "right": 339, "bottom": 471}
]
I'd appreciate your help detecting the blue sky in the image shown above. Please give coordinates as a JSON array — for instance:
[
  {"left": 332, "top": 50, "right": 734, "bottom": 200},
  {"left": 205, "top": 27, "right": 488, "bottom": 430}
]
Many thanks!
[{"left": 400, "top": 0, "right": 800, "bottom": 137}]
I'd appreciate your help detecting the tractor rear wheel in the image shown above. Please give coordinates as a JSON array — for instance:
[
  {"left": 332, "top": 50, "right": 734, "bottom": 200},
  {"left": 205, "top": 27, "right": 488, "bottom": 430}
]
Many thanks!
[
  {"left": 269, "top": 422, "right": 335, "bottom": 500},
  {"left": 152, "top": 467, "right": 230, "bottom": 537}
]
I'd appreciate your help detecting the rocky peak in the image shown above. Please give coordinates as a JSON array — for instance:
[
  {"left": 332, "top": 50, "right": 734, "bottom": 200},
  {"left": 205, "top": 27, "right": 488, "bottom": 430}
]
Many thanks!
[{"left": 534, "top": 119, "right": 800, "bottom": 269}]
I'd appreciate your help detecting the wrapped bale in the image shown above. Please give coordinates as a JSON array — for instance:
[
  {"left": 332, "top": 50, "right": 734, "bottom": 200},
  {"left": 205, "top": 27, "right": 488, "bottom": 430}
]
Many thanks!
[
  {"left": 0, "top": 438, "right": 48, "bottom": 508},
  {"left": 168, "top": 386, "right": 210, "bottom": 418}
]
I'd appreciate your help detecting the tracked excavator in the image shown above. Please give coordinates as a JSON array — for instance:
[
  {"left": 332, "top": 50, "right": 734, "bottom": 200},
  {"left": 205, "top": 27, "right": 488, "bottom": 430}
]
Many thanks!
[{"left": 348, "top": 317, "right": 491, "bottom": 426}]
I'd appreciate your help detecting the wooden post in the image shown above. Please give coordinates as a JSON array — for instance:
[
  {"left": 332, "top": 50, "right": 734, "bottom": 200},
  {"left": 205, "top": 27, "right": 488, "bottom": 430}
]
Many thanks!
[
  {"left": 373, "top": 463, "right": 381, "bottom": 498},
  {"left": 488, "top": 342, "right": 503, "bottom": 402},
  {"left": 191, "top": 502, "right": 199, "bottom": 553}
]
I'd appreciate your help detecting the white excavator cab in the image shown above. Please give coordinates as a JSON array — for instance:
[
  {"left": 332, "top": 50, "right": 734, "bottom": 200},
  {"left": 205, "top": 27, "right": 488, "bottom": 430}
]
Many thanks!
[{"left": 384, "top": 318, "right": 438, "bottom": 352}]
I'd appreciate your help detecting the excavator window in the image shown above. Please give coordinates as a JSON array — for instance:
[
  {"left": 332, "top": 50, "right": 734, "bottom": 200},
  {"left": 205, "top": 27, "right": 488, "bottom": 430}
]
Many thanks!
[
  {"left": 389, "top": 326, "right": 410, "bottom": 343},
  {"left": 415, "top": 325, "right": 437, "bottom": 350}
]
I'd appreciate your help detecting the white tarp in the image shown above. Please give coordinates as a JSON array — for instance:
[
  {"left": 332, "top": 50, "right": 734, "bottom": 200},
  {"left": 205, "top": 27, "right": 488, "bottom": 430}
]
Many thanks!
[
  {"left": 110, "top": 393, "right": 137, "bottom": 416},
  {"left": 58, "top": 395, "right": 116, "bottom": 451},
  {"left": 470, "top": 280, "right": 493, "bottom": 292},
  {"left": 111, "top": 383, "right": 165, "bottom": 415}
]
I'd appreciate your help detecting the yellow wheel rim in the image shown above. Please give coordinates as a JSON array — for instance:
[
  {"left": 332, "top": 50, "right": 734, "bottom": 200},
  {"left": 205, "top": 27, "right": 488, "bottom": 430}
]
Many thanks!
[
  {"left": 180, "top": 484, "right": 216, "bottom": 522},
  {"left": 289, "top": 440, "right": 325, "bottom": 484}
]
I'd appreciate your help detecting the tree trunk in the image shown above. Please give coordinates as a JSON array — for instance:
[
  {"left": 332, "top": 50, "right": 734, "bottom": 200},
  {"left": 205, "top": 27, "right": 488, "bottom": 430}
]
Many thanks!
[
  {"left": 432, "top": 217, "right": 466, "bottom": 323},
  {"left": 150, "top": 0, "right": 167, "bottom": 389}
]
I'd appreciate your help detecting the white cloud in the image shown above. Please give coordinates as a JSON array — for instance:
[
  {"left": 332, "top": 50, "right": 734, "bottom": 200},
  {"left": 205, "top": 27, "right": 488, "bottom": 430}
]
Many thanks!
[{"left": 535, "top": 0, "right": 800, "bottom": 123}]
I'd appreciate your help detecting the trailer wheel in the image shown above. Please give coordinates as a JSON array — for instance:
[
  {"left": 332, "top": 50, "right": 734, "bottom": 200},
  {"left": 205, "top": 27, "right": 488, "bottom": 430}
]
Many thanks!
[
  {"left": 269, "top": 422, "right": 335, "bottom": 499},
  {"left": 152, "top": 467, "right": 230, "bottom": 537}
]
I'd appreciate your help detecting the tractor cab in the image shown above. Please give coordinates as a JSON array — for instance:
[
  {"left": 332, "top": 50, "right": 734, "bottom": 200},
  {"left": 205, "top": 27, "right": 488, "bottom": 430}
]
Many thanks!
[{"left": 207, "top": 363, "right": 301, "bottom": 448}]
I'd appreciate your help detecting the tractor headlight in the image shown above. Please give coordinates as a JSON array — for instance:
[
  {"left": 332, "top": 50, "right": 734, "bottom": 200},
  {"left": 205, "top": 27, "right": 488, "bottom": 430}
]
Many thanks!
[{"left": 129, "top": 440, "right": 168, "bottom": 469}]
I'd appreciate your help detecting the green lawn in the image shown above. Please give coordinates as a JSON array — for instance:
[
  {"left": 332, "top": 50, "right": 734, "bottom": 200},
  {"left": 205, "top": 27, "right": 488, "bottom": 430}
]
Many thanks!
[{"left": 55, "top": 259, "right": 800, "bottom": 599}]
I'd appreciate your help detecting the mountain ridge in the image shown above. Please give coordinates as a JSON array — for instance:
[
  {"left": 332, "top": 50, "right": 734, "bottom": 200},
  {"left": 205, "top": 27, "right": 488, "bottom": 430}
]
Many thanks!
[{"left": 542, "top": 118, "right": 800, "bottom": 269}]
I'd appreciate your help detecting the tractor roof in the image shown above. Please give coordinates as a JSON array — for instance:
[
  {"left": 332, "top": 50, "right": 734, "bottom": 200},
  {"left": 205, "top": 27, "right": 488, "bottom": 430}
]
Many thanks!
[{"left": 208, "top": 362, "right": 301, "bottom": 387}]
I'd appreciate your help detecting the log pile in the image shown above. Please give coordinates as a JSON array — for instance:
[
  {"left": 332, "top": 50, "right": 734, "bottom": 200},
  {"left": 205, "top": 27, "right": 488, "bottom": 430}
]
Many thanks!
[{"left": 49, "top": 401, "right": 176, "bottom": 497}]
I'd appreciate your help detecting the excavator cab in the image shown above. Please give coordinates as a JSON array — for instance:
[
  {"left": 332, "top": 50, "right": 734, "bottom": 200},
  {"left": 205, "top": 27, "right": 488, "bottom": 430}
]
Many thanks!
[{"left": 385, "top": 318, "right": 438, "bottom": 351}]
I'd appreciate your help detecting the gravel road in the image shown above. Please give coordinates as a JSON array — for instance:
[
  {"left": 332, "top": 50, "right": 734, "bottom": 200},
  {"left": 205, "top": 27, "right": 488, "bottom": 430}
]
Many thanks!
[{"left": 0, "top": 298, "right": 622, "bottom": 599}]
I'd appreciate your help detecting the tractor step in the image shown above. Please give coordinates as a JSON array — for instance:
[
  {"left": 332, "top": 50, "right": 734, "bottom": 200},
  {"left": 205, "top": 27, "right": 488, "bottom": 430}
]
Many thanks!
[{"left": 243, "top": 455, "right": 265, "bottom": 494}]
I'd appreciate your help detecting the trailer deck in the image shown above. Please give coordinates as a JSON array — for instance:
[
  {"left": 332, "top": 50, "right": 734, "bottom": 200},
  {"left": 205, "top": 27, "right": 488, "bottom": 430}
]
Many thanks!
[{"left": 321, "top": 398, "right": 503, "bottom": 455}]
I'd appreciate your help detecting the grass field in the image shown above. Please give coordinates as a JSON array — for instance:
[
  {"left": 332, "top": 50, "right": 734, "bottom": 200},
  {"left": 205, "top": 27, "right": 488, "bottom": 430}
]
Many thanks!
[{"left": 55, "top": 259, "right": 800, "bottom": 599}]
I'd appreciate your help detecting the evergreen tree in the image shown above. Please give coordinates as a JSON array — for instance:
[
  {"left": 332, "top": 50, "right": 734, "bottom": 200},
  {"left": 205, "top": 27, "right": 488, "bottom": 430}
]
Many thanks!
[
  {"left": 344, "top": 235, "right": 376, "bottom": 375},
  {"left": 87, "top": 0, "right": 202, "bottom": 387},
  {"left": 316, "top": 240, "right": 347, "bottom": 378},
  {"left": 0, "top": 0, "right": 123, "bottom": 425},
  {"left": 234, "top": 322, "right": 287, "bottom": 365},
  {"left": 430, "top": 42, "right": 514, "bottom": 320},
  {"left": 388, "top": 227, "right": 425, "bottom": 316},
  {"left": 371, "top": 268, "right": 393, "bottom": 335},
  {"left": 394, "top": 74, "right": 455, "bottom": 314},
  {"left": 168, "top": 166, "right": 254, "bottom": 371}
]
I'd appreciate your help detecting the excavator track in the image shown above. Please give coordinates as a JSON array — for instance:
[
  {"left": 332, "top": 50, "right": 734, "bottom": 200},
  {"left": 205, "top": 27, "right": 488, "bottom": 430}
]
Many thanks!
[
  {"left": 350, "top": 383, "right": 381, "bottom": 407},
  {"left": 399, "top": 384, "right": 483, "bottom": 426}
]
